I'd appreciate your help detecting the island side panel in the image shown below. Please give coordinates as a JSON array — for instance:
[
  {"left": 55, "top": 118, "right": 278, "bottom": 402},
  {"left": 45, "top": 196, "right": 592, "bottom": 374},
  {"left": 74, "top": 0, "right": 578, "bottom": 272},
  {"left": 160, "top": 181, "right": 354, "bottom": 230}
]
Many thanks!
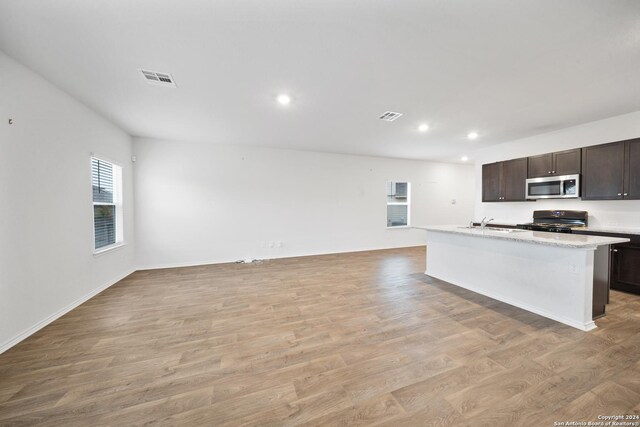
[
  {"left": 425, "top": 230, "right": 596, "bottom": 331},
  {"left": 592, "top": 244, "right": 611, "bottom": 318}
]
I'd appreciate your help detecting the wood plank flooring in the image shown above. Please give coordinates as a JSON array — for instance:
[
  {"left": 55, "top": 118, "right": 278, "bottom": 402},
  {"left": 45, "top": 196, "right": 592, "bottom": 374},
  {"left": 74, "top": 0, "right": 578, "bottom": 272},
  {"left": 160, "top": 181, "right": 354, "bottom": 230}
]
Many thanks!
[{"left": 1, "top": 246, "right": 640, "bottom": 426}]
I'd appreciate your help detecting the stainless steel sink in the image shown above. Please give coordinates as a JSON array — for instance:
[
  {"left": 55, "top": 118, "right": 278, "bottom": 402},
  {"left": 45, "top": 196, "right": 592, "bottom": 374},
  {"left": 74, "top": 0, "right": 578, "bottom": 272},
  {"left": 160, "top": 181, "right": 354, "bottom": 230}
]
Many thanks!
[
  {"left": 456, "top": 226, "right": 526, "bottom": 233},
  {"left": 485, "top": 227, "right": 527, "bottom": 233}
]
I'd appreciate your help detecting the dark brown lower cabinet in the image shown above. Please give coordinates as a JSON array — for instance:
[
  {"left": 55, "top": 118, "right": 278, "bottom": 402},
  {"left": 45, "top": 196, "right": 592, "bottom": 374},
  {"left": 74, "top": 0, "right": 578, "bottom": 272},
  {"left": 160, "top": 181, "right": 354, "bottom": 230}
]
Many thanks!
[
  {"left": 573, "top": 230, "right": 640, "bottom": 307},
  {"left": 611, "top": 243, "right": 640, "bottom": 295}
]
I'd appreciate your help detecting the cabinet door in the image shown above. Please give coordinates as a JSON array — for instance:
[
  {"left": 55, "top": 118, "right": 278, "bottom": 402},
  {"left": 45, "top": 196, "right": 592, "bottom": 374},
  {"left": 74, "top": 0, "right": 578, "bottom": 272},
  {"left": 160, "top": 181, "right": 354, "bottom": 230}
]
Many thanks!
[
  {"left": 624, "top": 138, "right": 640, "bottom": 200},
  {"left": 582, "top": 142, "right": 625, "bottom": 200},
  {"left": 552, "top": 149, "right": 581, "bottom": 176},
  {"left": 503, "top": 158, "right": 527, "bottom": 201},
  {"left": 482, "top": 162, "right": 503, "bottom": 202},
  {"left": 611, "top": 245, "right": 640, "bottom": 295},
  {"left": 527, "top": 153, "right": 553, "bottom": 178}
]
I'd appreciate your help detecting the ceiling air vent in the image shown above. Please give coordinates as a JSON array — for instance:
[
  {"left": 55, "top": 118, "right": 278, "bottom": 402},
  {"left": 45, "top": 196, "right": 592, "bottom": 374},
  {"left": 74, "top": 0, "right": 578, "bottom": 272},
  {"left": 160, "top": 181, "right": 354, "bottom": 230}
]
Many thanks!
[
  {"left": 139, "top": 69, "right": 176, "bottom": 87},
  {"left": 379, "top": 111, "right": 403, "bottom": 122}
]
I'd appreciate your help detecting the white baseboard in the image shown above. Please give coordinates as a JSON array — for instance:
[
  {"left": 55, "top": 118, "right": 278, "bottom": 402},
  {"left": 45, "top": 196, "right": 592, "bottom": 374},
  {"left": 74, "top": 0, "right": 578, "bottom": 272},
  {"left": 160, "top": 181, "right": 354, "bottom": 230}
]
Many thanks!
[
  {"left": 136, "top": 244, "right": 426, "bottom": 271},
  {"left": 0, "top": 268, "right": 136, "bottom": 355}
]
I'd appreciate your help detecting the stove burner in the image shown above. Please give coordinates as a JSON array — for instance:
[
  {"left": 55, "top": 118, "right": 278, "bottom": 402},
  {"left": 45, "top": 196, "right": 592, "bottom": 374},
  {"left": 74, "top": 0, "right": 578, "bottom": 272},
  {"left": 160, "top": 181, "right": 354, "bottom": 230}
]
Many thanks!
[
  {"left": 516, "top": 210, "right": 588, "bottom": 234},
  {"left": 518, "top": 223, "right": 573, "bottom": 233}
]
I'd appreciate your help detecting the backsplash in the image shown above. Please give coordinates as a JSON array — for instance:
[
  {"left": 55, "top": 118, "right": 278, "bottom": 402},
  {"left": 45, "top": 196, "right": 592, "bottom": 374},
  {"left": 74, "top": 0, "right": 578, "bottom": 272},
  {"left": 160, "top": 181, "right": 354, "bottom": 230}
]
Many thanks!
[{"left": 476, "top": 198, "right": 640, "bottom": 227}]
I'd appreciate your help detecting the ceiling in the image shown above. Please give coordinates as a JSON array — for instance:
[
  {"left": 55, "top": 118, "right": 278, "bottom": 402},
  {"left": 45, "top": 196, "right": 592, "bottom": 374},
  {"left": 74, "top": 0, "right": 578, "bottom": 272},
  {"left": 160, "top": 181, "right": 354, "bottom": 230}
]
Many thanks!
[{"left": 1, "top": 0, "right": 639, "bottom": 162}]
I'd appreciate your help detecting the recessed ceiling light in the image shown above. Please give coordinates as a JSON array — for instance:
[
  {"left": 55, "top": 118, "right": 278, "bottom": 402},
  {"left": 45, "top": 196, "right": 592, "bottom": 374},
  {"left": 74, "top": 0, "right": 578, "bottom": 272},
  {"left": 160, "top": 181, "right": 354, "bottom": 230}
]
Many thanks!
[
  {"left": 461, "top": 155, "right": 469, "bottom": 162},
  {"left": 277, "top": 94, "right": 291, "bottom": 105},
  {"left": 467, "top": 131, "right": 479, "bottom": 140},
  {"left": 418, "top": 124, "right": 429, "bottom": 132}
]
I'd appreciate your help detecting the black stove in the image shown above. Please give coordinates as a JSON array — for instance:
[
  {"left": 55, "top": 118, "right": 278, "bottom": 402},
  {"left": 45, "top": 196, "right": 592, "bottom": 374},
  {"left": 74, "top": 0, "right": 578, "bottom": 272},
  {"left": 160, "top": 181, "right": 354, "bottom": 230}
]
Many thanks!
[{"left": 517, "top": 210, "right": 588, "bottom": 233}]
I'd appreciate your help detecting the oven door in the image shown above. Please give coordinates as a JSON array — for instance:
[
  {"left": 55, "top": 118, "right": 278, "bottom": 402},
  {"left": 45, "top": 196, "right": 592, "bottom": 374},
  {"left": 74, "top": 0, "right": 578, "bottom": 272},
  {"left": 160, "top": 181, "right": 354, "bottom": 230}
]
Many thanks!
[{"left": 526, "top": 175, "right": 580, "bottom": 199}]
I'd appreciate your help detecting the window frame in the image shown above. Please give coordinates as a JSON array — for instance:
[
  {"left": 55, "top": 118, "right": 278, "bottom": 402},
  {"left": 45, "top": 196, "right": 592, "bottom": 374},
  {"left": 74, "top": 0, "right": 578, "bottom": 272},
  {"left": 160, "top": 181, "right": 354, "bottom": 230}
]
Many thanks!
[
  {"left": 386, "top": 181, "right": 411, "bottom": 229},
  {"left": 90, "top": 155, "right": 125, "bottom": 254}
]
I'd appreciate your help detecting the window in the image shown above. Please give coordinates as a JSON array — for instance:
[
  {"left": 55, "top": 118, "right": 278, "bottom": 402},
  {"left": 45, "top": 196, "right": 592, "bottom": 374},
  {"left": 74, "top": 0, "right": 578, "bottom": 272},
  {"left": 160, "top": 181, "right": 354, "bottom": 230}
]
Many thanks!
[
  {"left": 92, "top": 157, "right": 123, "bottom": 251},
  {"left": 387, "top": 181, "right": 410, "bottom": 227}
]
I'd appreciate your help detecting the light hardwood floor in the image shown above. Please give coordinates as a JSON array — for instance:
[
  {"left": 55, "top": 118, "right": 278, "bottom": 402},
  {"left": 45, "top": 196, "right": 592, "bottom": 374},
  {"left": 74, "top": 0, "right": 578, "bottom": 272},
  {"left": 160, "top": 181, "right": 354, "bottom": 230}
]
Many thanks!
[{"left": 1, "top": 246, "right": 640, "bottom": 426}]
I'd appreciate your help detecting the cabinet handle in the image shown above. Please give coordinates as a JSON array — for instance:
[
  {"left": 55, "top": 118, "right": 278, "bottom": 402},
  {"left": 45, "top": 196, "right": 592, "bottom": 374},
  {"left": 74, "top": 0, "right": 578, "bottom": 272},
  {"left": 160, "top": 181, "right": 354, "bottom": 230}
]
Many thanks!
[
  {"left": 613, "top": 249, "right": 619, "bottom": 252},
  {"left": 548, "top": 171, "right": 551, "bottom": 174},
  {"left": 624, "top": 193, "right": 628, "bottom": 196},
  {"left": 618, "top": 193, "right": 622, "bottom": 196},
  {"left": 552, "top": 170, "right": 556, "bottom": 173}
]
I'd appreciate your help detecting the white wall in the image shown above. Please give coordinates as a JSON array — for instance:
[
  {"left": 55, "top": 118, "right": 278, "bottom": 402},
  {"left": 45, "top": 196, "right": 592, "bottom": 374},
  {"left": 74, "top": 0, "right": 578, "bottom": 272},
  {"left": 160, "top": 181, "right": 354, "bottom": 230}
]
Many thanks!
[
  {"left": 0, "top": 51, "right": 136, "bottom": 352},
  {"left": 134, "top": 138, "right": 475, "bottom": 269},
  {"left": 473, "top": 111, "right": 640, "bottom": 227}
]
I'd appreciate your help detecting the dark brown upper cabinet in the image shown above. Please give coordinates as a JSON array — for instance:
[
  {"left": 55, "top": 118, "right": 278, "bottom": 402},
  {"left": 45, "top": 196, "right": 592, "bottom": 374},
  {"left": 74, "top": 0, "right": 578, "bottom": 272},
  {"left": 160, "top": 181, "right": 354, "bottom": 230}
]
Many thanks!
[
  {"left": 582, "top": 138, "right": 640, "bottom": 200},
  {"left": 624, "top": 138, "right": 640, "bottom": 200},
  {"left": 527, "top": 148, "right": 581, "bottom": 178},
  {"left": 482, "top": 158, "right": 527, "bottom": 202},
  {"left": 527, "top": 153, "right": 552, "bottom": 178},
  {"left": 582, "top": 141, "right": 624, "bottom": 200},
  {"left": 554, "top": 149, "right": 582, "bottom": 176},
  {"left": 503, "top": 158, "right": 528, "bottom": 201},
  {"left": 482, "top": 162, "right": 502, "bottom": 202}
]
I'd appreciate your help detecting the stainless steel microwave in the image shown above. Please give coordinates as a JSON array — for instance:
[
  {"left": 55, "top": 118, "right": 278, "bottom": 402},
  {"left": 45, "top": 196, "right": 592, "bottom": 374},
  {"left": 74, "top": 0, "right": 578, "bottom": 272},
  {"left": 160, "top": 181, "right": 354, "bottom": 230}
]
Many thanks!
[{"left": 526, "top": 174, "right": 580, "bottom": 200}]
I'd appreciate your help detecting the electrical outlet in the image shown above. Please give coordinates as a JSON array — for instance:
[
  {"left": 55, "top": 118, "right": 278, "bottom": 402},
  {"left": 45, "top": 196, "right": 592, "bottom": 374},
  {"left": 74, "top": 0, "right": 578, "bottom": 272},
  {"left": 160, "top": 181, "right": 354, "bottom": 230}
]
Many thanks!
[
  {"left": 268, "top": 241, "right": 275, "bottom": 248},
  {"left": 276, "top": 241, "right": 283, "bottom": 248}
]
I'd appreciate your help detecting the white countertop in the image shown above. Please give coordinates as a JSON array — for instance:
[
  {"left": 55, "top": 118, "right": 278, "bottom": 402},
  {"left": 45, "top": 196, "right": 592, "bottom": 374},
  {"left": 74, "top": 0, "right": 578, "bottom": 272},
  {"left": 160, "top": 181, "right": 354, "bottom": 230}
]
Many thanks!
[
  {"left": 578, "top": 225, "right": 640, "bottom": 236},
  {"left": 466, "top": 221, "right": 640, "bottom": 236},
  {"left": 413, "top": 225, "right": 630, "bottom": 249}
]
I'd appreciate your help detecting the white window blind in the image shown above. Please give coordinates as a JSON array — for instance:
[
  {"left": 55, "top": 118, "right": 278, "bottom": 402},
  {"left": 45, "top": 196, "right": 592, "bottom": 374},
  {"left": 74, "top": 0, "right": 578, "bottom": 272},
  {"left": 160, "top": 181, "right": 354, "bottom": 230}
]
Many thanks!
[
  {"left": 92, "top": 157, "right": 123, "bottom": 250},
  {"left": 387, "top": 181, "right": 410, "bottom": 227}
]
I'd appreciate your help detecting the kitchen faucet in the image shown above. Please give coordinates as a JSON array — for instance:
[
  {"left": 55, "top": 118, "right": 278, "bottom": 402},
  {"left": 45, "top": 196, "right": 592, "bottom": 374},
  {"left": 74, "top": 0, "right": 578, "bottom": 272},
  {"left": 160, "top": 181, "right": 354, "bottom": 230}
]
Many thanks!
[{"left": 480, "top": 217, "right": 494, "bottom": 229}]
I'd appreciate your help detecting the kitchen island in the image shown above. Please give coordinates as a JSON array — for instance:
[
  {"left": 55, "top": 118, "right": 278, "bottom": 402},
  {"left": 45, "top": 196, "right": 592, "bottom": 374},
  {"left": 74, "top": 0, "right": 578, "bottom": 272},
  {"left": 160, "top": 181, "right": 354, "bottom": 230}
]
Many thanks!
[{"left": 415, "top": 225, "right": 629, "bottom": 331}]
